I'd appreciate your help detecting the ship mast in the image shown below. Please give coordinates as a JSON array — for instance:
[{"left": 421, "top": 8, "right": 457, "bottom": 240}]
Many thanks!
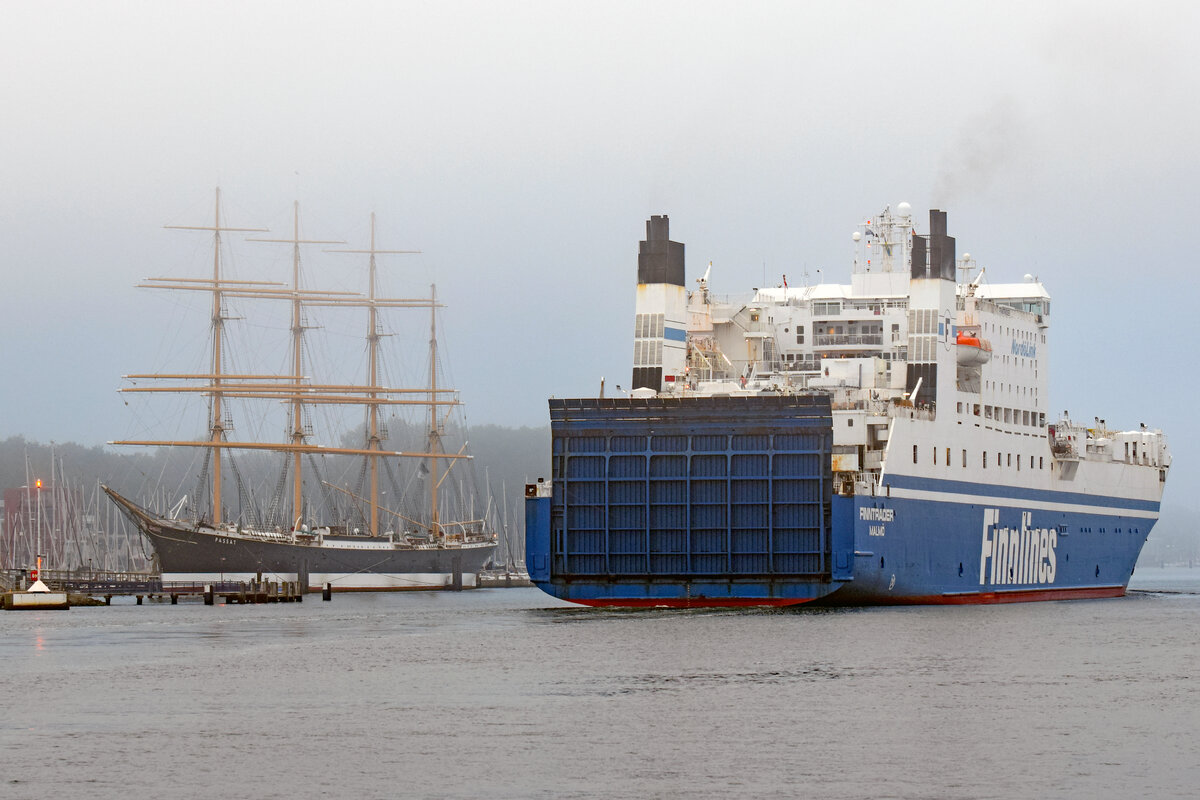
[
  {"left": 248, "top": 203, "right": 344, "bottom": 527},
  {"left": 162, "top": 188, "right": 268, "bottom": 525},
  {"left": 429, "top": 284, "right": 440, "bottom": 537},
  {"left": 326, "top": 213, "right": 419, "bottom": 536}
]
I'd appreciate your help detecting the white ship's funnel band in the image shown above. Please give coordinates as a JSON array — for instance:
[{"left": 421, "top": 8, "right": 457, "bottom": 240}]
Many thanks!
[{"left": 633, "top": 215, "right": 687, "bottom": 392}]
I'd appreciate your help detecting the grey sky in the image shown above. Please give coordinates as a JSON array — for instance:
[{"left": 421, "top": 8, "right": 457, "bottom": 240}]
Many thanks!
[{"left": 2, "top": 1, "right": 1197, "bottom": 496}]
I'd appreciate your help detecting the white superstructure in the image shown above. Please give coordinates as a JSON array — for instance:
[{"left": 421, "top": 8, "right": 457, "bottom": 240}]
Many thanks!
[{"left": 656, "top": 205, "right": 1169, "bottom": 510}]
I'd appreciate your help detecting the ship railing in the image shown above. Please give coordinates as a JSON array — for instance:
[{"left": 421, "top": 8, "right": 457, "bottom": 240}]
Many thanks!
[
  {"left": 853, "top": 471, "right": 885, "bottom": 496},
  {"left": 814, "top": 334, "right": 883, "bottom": 347},
  {"left": 778, "top": 359, "right": 821, "bottom": 373},
  {"left": 220, "top": 527, "right": 296, "bottom": 543},
  {"left": 831, "top": 398, "right": 891, "bottom": 414},
  {"left": 753, "top": 359, "right": 840, "bottom": 378},
  {"left": 887, "top": 403, "right": 935, "bottom": 421},
  {"left": 842, "top": 299, "right": 907, "bottom": 312},
  {"left": 11, "top": 568, "right": 163, "bottom": 593}
]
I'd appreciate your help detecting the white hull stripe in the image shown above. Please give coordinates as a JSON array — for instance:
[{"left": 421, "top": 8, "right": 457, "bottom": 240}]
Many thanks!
[
  {"left": 886, "top": 487, "right": 1159, "bottom": 519},
  {"left": 883, "top": 473, "right": 1160, "bottom": 512}
]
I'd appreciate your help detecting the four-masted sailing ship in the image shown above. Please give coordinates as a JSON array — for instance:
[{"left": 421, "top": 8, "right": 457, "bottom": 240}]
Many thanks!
[{"left": 104, "top": 189, "right": 496, "bottom": 591}]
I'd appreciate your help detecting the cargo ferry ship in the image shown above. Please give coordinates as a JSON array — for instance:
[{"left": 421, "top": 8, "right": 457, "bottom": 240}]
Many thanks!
[{"left": 526, "top": 206, "right": 1170, "bottom": 606}]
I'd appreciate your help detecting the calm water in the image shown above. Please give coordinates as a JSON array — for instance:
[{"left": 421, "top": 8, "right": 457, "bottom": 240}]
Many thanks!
[{"left": 2, "top": 569, "right": 1198, "bottom": 799}]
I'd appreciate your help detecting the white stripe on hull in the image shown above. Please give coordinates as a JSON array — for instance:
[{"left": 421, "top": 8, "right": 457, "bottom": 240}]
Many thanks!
[{"left": 885, "top": 487, "right": 1159, "bottom": 519}]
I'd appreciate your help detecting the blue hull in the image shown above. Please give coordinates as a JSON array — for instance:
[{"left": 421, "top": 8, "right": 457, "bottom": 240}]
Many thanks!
[
  {"left": 820, "top": 493, "right": 1151, "bottom": 605},
  {"left": 529, "top": 493, "right": 1154, "bottom": 607},
  {"left": 525, "top": 397, "right": 1157, "bottom": 607}
]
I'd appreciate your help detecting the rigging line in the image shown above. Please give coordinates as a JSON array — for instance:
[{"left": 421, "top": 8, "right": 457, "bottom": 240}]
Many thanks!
[
  {"left": 352, "top": 455, "right": 369, "bottom": 527},
  {"left": 306, "top": 453, "right": 341, "bottom": 525},
  {"left": 321, "top": 482, "right": 427, "bottom": 530},
  {"left": 325, "top": 479, "right": 371, "bottom": 531},
  {"left": 265, "top": 452, "right": 291, "bottom": 529},
  {"left": 225, "top": 449, "right": 259, "bottom": 529},
  {"left": 192, "top": 447, "right": 212, "bottom": 520},
  {"left": 380, "top": 457, "right": 411, "bottom": 527}
]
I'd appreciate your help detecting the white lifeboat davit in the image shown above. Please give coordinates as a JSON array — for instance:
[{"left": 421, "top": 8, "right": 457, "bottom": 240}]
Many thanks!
[{"left": 956, "top": 330, "right": 992, "bottom": 365}]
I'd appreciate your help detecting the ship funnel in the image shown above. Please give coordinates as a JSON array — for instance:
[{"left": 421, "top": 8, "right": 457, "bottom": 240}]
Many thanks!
[
  {"left": 632, "top": 216, "right": 687, "bottom": 392},
  {"left": 911, "top": 209, "right": 956, "bottom": 281},
  {"left": 905, "top": 208, "right": 959, "bottom": 414}
]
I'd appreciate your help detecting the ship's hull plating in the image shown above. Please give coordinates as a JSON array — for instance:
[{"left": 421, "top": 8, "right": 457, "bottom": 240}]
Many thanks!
[
  {"left": 531, "top": 490, "right": 1156, "bottom": 607},
  {"left": 143, "top": 523, "right": 497, "bottom": 592},
  {"left": 823, "top": 488, "right": 1152, "bottom": 605},
  {"left": 525, "top": 397, "right": 1161, "bottom": 608}
]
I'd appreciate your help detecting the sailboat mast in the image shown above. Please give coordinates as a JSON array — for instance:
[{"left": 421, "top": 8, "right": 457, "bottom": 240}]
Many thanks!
[
  {"left": 155, "top": 187, "right": 268, "bottom": 525},
  {"left": 367, "top": 213, "right": 381, "bottom": 537},
  {"left": 290, "top": 201, "right": 305, "bottom": 527},
  {"left": 327, "top": 221, "right": 420, "bottom": 536},
  {"left": 429, "top": 283, "right": 440, "bottom": 538},
  {"left": 247, "top": 203, "right": 344, "bottom": 529},
  {"left": 210, "top": 188, "right": 225, "bottom": 524}
]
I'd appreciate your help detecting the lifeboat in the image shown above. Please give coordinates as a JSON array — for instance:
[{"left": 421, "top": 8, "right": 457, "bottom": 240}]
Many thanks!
[{"left": 956, "top": 329, "right": 992, "bottom": 365}]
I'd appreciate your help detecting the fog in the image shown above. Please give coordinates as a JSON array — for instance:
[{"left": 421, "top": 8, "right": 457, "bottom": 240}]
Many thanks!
[{"left": 2, "top": 1, "right": 1197, "bottom": 500}]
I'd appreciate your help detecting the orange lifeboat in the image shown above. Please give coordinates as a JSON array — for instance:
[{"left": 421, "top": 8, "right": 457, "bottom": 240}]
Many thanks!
[{"left": 956, "top": 329, "right": 992, "bottom": 365}]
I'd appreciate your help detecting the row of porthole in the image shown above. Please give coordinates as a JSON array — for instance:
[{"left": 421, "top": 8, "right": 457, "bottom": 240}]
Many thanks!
[{"left": 912, "top": 445, "right": 1046, "bottom": 471}]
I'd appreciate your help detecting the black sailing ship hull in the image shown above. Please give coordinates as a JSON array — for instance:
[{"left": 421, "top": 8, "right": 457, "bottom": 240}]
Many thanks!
[{"left": 140, "top": 522, "right": 496, "bottom": 591}]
